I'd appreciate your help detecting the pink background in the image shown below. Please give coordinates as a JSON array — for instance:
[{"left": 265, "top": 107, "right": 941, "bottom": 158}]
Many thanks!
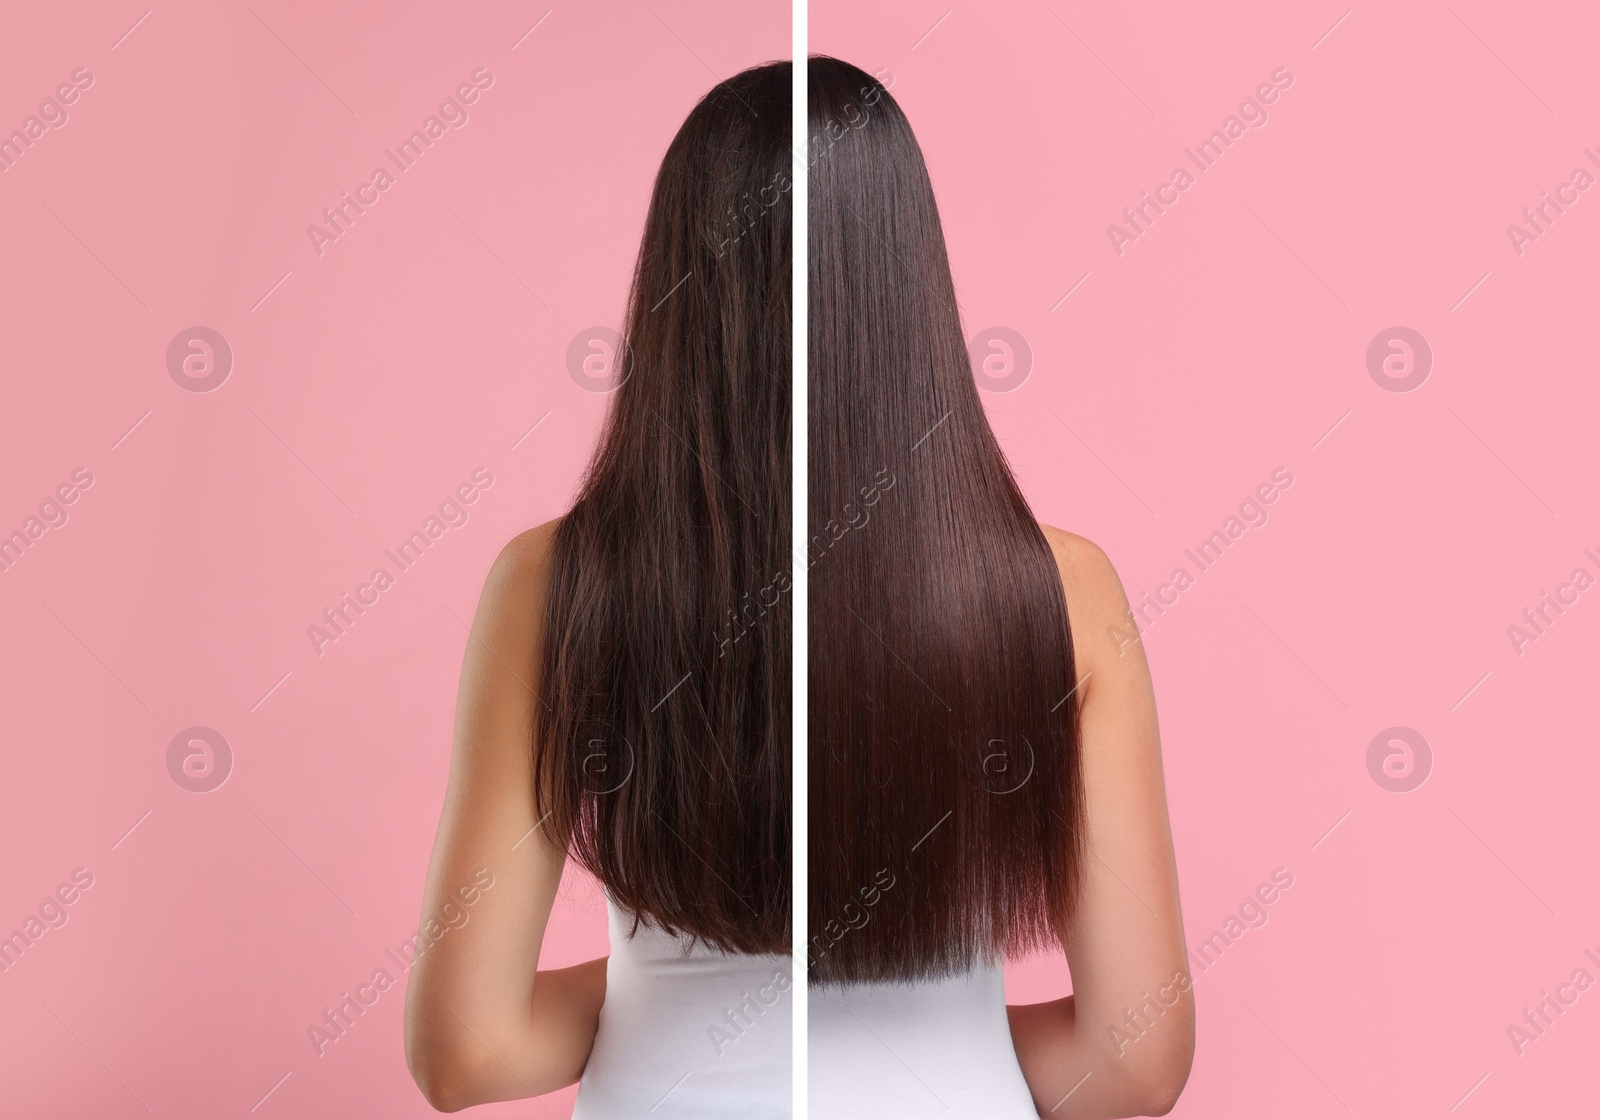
[
  {"left": 814, "top": 1, "right": 1600, "bottom": 1116},
  {"left": 0, "top": 1, "right": 785, "bottom": 1116},
  {"left": 6, "top": 0, "right": 1597, "bottom": 1116}
]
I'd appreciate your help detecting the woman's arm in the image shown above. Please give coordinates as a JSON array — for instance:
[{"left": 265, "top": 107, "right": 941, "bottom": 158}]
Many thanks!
[
  {"left": 404, "top": 520, "right": 608, "bottom": 1112},
  {"left": 1008, "top": 527, "right": 1195, "bottom": 1118}
]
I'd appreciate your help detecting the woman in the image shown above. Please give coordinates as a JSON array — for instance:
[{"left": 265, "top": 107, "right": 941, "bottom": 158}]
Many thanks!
[
  {"left": 404, "top": 61, "right": 792, "bottom": 1117},
  {"left": 807, "top": 56, "right": 1194, "bottom": 1118}
]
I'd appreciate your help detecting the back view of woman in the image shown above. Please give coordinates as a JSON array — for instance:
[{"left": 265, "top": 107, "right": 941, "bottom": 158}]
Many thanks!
[
  {"left": 404, "top": 61, "right": 791, "bottom": 1118},
  {"left": 808, "top": 56, "right": 1195, "bottom": 1118}
]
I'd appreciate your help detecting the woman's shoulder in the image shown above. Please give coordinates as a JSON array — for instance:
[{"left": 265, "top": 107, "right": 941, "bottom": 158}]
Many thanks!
[
  {"left": 1037, "top": 525, "right": 1124, "bottom": 607},
  {"left": 1036, "top": 524, "right": 1137, "bottom": 670},
  {"left": 496, "top": 516, "right": 563, "bottom": 572},
  {"left": 478, "top": 517, "right": 564, "bottom": 619}
]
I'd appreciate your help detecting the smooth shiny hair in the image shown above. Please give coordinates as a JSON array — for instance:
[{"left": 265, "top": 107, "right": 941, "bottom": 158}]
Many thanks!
[
  {"left": 535, "top": 61, "right": 791, "bottom": 954},
  {"left": 808, "top": 55, "right": 1084, "bottom": 984}
]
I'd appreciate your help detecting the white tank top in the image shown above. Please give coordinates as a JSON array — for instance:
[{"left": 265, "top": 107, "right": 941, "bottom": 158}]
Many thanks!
[
  {"left": 810, "top": 962, "right": 1038, "bottom": 1118},
  {"left": 570, "top": 898, "right": 792, "bottom": 1119}
]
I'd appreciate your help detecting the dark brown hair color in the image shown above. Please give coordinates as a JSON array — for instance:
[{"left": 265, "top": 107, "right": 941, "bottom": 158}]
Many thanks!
[
  {"left": 534, "top": 61, "right": 791, "bottom": 955},
  {"left": 808, "top": 55, "right": 1084, "bottom": 984}
]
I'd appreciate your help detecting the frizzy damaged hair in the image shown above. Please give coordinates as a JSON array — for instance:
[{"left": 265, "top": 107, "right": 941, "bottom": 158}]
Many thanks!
[
  {"left": 808, "top": 55, "right": 1084, "bottom": 984},
  {"left": 534, "top": 61, "right": 791, "bottom": 954}
]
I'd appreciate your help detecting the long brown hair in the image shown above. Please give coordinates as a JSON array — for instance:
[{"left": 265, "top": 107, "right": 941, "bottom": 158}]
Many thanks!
[
  {"left": 808, "top": 55, "right": 1084, "bottom": 983},
  {"left": 535, "top": 61, "right": 791, "bottom": 954}
]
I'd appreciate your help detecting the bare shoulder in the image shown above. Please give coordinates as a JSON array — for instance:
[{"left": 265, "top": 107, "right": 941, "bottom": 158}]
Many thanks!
[
  {"left": 468, "top": 518, "right": 563, "bottom": 663},
  {"left": 1037, "top": 524, "right": 1140, "bottom": 685},
  {"left": 484, "top": 518, "right": 562, "bottom": 603},
  {"left": 1037, "top": 525, "right": 1130, "bottom": 623},
  {"left": 498, "top": 517, "right": 563, "bottom": 572}
]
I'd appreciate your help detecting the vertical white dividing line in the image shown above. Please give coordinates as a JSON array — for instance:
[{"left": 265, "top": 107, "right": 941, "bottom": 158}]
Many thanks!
[{"left": 791, "top": 11, "right": 809, "bottom": 1120}]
